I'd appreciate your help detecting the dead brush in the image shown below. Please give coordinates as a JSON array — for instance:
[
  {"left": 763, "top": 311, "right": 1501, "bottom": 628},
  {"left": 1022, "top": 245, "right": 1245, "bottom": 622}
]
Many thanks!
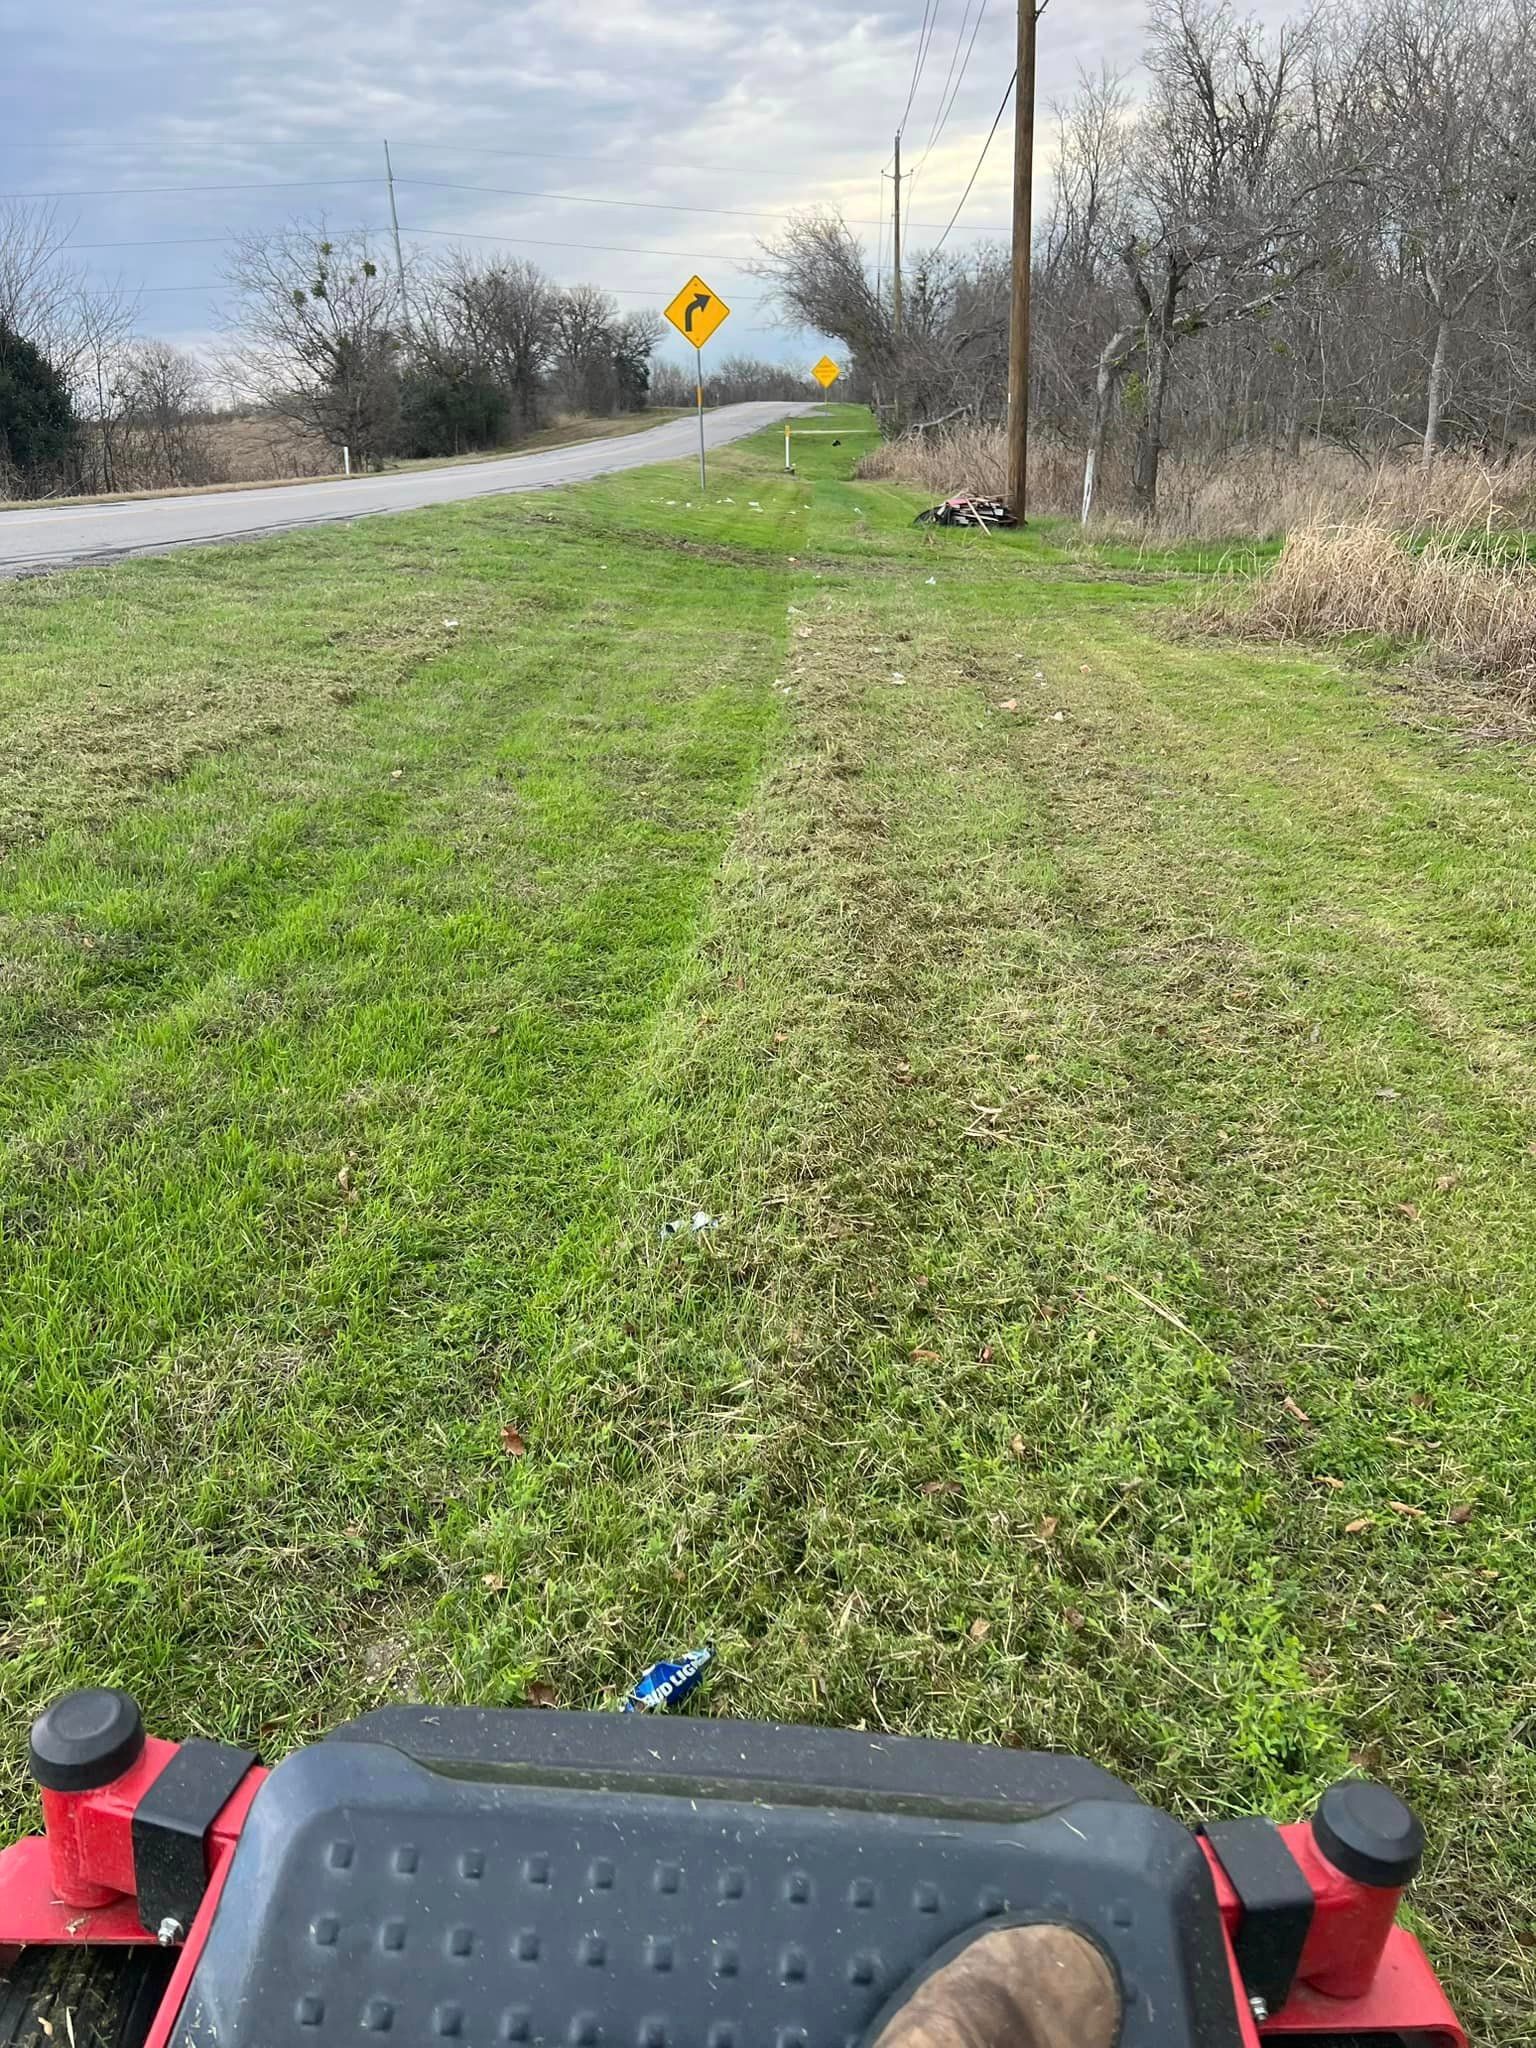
[
  {"left": 1229, "top": 515, "right": 1536, "bottom": 709},
  {"left": 857, "top": 426, "right": 1536, "bottom": 543}
]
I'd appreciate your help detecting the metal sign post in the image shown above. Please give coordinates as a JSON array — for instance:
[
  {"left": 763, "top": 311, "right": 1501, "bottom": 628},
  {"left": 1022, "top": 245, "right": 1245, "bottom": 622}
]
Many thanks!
[{"left": 695, "top": 346, "right": 707, "bottom": 489}]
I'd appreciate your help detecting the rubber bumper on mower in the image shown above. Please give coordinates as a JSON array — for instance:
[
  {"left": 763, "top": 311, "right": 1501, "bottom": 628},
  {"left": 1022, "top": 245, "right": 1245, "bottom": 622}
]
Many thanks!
[{"left": 0, "top": 1691, "right": 1466, "bottom": 2048}]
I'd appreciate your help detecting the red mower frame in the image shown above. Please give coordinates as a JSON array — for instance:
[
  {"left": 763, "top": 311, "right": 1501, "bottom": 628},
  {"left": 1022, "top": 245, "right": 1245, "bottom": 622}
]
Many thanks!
[{"left": 0, "top": 1695, "right": 1467, "bottom": 2048}]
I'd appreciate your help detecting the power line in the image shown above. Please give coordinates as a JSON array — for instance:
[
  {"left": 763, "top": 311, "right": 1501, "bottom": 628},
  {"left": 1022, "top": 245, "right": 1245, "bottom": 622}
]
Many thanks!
[
  {"left": 63, "top": 224, "right": 761, "bottom": 272},
  {"left": 919, "top": 0, "right": 978, "bottom": 161},
  {"left": 915, "top": 0, "right": 990, "bottom": 187},
  {"left": 400, "top": 225, "right": 755, "bottom": 268},
  {"left": 0, "top": 135, "right": 821, "bottom": 182},
  {"left": 66, "top": 234, "right": 239, "bottom": 249},
  {"left": 3, "top": 170, "right": 992, "bottom": 234},
  {"left": 399, "top": 176, "right": 975, "bottom": 231},
  {"left": 931, "top": 70, "right": 1016, "bottom": 253},
  {"left": 898, "top": 0, "right": 944, "bottom": 136},
  {"left": 400, "top": 177, "right": 815, "bottom": 224},
  {"left": 96, "top": 277, "right": 777, "bottom": 303},
  {"left": 0, "top": 177, "right": 379, "bottom": 200}
]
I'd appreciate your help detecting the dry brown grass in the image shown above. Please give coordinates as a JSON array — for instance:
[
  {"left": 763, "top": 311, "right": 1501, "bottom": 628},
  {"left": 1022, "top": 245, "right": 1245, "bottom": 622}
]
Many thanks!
[
  {"left": 857, "top": 425, "right": 1536, "bottom": 542},
  {"left": 1231, "top": 517, "right": 1536, "bottom": 710},
  {"left": 861, "top": 421, "right": 1536, "bottom": 710},
  {"left": 203, "top": 413, "right": 333, "bottom": 480}
]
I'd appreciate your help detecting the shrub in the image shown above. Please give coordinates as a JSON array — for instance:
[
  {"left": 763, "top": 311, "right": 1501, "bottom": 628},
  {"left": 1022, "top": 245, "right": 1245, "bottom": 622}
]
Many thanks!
[
  {"left": 0, "top": 320, "right": 78, "bottom": 492},
  {"left": 399, "top": 367, "right": 510, "bottom": 459}
]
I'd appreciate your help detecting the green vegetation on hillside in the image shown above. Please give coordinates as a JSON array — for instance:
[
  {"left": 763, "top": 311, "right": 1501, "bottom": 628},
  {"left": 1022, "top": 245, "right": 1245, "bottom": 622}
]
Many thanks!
[{"left": 1, "top": 404, "right": 1531, "bottom": 2035}]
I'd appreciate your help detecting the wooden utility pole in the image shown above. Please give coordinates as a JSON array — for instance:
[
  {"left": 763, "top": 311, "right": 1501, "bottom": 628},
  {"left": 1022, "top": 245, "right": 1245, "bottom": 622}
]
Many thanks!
[{"left": 1005, "top": 1, "right": 1039, "bottom": 519}]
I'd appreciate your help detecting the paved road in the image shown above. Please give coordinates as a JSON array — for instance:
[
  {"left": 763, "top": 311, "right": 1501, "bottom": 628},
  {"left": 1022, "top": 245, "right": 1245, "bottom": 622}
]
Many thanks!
[{"left": 0, "top": 401, "right": 817, "bottom": 577}]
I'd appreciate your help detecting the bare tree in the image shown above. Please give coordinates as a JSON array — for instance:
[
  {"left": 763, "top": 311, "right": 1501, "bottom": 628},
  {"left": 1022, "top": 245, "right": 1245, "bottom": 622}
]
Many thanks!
[
  {"left": 651, "top": 355, "right": 822, "bottom": 406},
  {"left": 754, "top": 214, "right": 899, "bottom": 417},
  {"left": 119, "top": 340, "right": 215, "bottom": 487},
  {"left": 823, "top": 0, "right": 1536, "bottom": 506},
  {"left": 1358, "top": 0, "right": 1536, "bottom": 465},
  {"left": 224, "top": 223, "right": 402, "bottom": 467},
  {"left": 1042, "top": 70, "right": 1143, "bottom": 519},
  {"left": 430, "top": 253, "right": 557, "bottom": 427},
  {"left": 0, "top": 199, "right": 77, "bottom": 353},
  {"left": 552, "top": 284, "right": 620, "bottom": 414},
  {"left": 1102, "top": 0, "right": 1346, "bottom": 517},
  {"left": 68, "top": 284, "right": 139, "bottom": 493}
]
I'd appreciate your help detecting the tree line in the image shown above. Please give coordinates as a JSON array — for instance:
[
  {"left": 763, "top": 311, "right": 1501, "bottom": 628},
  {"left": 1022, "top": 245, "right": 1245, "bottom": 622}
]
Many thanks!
[
  {"left": 759, "top": 0, "right": 1536, "bottom": 518},
  {"left": 222, "top": 229, "right": 675, "bottom": 472},
  {"left": 0, "top": 208, "right": 816, "bottom": 501}
]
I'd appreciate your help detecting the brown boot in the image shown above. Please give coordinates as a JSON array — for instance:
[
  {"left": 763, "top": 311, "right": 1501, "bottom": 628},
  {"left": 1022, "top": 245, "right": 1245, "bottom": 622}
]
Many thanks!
[{"left": 867, "top": 1923, "right": 1121, "bottom": 2048}]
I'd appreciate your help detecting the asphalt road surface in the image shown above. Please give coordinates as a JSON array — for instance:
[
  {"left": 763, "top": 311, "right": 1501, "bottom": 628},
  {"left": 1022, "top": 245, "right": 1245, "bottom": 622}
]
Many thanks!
[{"left": 0, "top": 401, "right": 818, "bottom": 577}]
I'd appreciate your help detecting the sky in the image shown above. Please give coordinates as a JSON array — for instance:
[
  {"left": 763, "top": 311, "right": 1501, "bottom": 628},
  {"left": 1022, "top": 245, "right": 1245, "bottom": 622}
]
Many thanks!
[{"left": 0, "top": 0, "right": 1275, "bottom": 376}]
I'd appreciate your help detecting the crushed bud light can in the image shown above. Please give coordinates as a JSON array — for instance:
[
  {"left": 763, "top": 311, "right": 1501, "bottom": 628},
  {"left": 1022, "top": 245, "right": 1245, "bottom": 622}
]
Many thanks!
[{"left": 620, "top": 1644, "right": 714, "bottom": 1713}]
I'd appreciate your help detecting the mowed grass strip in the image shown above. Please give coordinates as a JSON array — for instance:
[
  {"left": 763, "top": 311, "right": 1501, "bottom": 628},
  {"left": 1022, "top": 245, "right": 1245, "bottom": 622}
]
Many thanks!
[
  {"left": 1, "top": 413, "right": 1532, "bottom": 2034},
  {"left": 0, "top": 461, "right": 796, "bottom": 1743}
]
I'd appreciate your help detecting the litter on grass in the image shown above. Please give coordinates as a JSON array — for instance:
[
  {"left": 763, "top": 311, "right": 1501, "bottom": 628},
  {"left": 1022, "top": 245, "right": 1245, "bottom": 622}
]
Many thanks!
[
  {"left": 661, "top": 1210, "right": 719, "bottom": 1239},
  {"left": 620, "top": 1645, "right": 714, "bottom": 1713}
]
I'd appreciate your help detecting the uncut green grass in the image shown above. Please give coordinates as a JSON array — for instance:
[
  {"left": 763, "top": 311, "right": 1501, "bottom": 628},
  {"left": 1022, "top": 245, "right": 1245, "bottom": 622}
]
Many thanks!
[{"left": 2, "top": 407, "right": 1532, "bottom": 2034}]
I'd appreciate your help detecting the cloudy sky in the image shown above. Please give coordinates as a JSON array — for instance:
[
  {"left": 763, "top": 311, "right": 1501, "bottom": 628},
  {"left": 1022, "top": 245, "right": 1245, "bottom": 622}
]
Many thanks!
[{"left": 0, "top": 0, "right": 1278, "bottom": 373}]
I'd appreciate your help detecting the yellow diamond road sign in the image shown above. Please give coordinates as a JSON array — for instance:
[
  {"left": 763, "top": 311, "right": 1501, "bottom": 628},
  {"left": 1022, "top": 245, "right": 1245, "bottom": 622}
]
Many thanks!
[
  {"left": 812, "top": 355, "right": 840, "bottom": 389},
  {"left": 664, "top": 275, "right": 730, "bottom": 348}
]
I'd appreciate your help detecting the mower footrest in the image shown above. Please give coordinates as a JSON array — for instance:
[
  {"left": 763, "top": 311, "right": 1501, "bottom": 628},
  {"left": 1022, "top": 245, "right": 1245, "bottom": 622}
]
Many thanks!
[{"left": 171, "top": 1730, "right": 1240, "bottom": 2048}]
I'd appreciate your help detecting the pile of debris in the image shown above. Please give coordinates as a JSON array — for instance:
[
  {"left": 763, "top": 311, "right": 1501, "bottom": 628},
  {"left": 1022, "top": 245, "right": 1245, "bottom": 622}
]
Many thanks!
[{"left": 914, "top": 495, "right": 1017, "bottom": 531}]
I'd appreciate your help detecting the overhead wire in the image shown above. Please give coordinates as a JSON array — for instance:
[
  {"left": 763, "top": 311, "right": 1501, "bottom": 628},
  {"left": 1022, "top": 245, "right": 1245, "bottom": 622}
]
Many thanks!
[
  {"left": 919, "top": 0, "right": 979, "bottom": 163},
  {"left": 0, "top": 135, "right": 817, "bottom": 182},
  {"left": 399, "top": 177, "right": 976, "bottom": 230},
  {"left": 0, "top": 177, "right": 380, "bottom": 200},
  {"left": 4, "top": 170, "right": 986, "bottom": 233},
  {"left": 910, "top": 0, "right": 990, "bottom": 206},
  {"left": 897, "top": 0, "right": 944, "bottom": 138},
  {"left": 67, "top": 215, "right": 777, "bottom": 309},
  {"left": 106, "top": 276, "right": 778, "bottom": 304},
  {"left": 930, "top": 68, "right": 1016, "bottom": 253},
  {"left": 399, "top": 224, "right": 757, "bottom": 269},
  {"left": 62, "top": 225, "right": 761, "bottom": 270},
  {"left": 16, "top": 76, "right": 1016, "bottom": 330}
]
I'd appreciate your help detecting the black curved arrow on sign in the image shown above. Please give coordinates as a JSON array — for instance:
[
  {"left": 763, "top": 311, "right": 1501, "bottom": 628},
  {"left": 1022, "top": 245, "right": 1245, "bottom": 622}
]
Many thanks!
[{"left": 684, "top": 292, "right": 711, "bottom": 333}]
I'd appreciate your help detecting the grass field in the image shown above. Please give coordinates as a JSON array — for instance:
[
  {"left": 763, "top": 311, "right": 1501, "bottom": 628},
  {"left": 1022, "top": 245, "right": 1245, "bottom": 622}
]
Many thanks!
[{"left": 1, "top": 403, "right": 1532, "bottom": 2034}]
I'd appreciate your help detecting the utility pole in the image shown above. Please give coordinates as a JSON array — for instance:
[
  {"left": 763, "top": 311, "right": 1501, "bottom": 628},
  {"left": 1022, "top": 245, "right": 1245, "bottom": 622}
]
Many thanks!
[
  {"left": 383, "top": 139, "right": 410, "bottom": 336},
  {"left": 1006, "top": 1, "right": 1040, "bottom": 520},
  {"left": 882, "top": 132, "right": 905, "bottom": 430},
  {"left": 891, "top": 130, "right": 904, "bottom": 340}
]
